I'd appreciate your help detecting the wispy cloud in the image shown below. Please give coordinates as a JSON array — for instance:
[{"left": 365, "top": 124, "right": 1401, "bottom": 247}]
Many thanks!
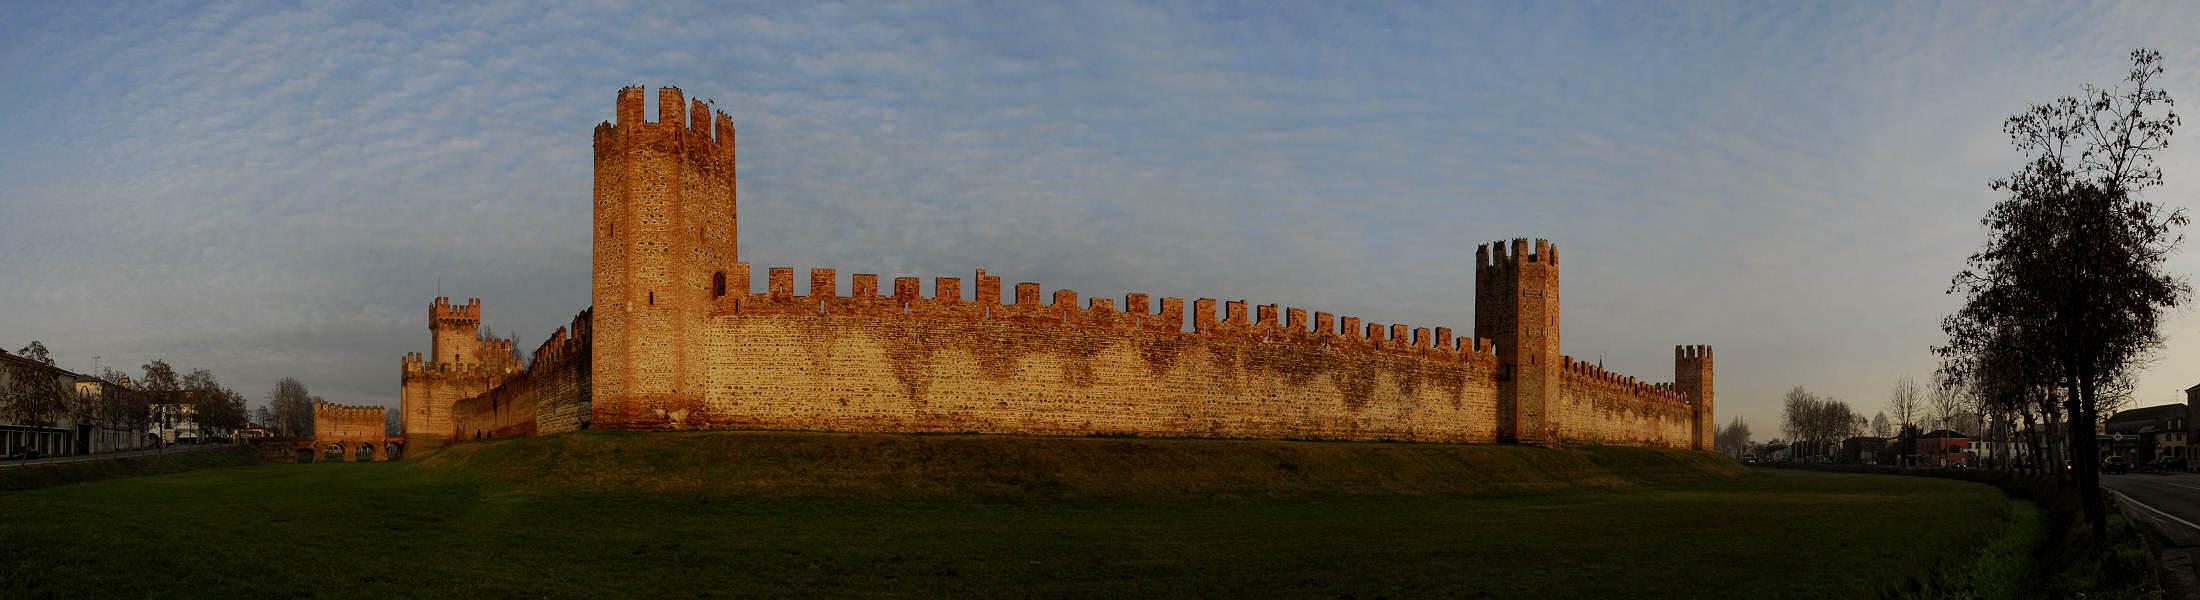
[{"left": 4, "top": 1, "right": 2200, "bottom": 429}]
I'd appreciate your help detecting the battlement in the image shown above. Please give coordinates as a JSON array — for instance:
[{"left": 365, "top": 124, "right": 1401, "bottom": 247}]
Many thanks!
[
  {"left": 531, "top": 308, "right": 594, "bottom": 367},
  {"left": 602, "top": 86, "right": 734, "bottom": 146},
  {"left": 430, "top": 297, "right": 482, "bottom": 324},
  {"left": 713, "top": 264, "right": 1501, "bottom": 368},
  {"left": 1558, "top": 356, "right": 1689, "bottom": 406},
  {"left": 313, "top": 399, "right": 386, "bottom": 418},
  {"left": 1475, "top": 238, "right": 1556, "bottom": 270},
  {"left": 1676, "top": 344, "right": 1713, "bottom": 364}
]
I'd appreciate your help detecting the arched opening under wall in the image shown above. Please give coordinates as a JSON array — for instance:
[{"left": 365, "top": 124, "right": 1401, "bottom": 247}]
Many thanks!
[
  {"left": 323, "top": 443, "right": 344, "bottom": 461},
  {"left": 385, "top": 442, "right": 403, "bottom": 460},
  {"left": 354, "top": 443, "right": 373, "bottom": 462},
  {"left": 294, "top": 449, "right": 314, "bottom": 464}
]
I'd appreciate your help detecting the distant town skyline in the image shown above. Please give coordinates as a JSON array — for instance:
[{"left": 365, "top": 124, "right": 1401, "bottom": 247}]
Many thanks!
[{"left": 5, "top": 2, "right": 2200, "bottom": 435}]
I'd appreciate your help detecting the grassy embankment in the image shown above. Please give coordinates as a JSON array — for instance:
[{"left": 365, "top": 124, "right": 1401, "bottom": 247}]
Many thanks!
[
  {"left": 1, "top": 431, "right": 2016, "bottom": 598},
  {"left": 0, "top": 445, "right": 265, "bottom": 492}
]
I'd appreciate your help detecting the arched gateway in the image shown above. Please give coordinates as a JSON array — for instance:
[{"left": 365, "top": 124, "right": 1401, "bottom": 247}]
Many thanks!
[{"left": 304, "top": 401, "right": 397, "bottom": 462}]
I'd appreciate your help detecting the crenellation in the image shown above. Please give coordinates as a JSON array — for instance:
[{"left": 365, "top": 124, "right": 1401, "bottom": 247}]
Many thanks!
[
  {"left": 811, "top": 268, "right": 836, "bottom": 300},
  {"left": 892, "top": 277, "right": 920, "bottom": 306},
  {"left": 769, "top": 268, "right": 794, "bottom": 300},
  {"left": 658, "top": 87, "right": 684, "bottom": 128},
  {"left": 1151, "top": 298, "right": 1185, "bottom": 333},
  {"left": 975, "top": 270, "right": 1000, "bottom": 305}
]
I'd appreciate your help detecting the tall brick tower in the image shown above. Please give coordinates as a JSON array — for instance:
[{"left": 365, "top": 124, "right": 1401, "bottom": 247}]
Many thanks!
[
  {"left": 430, "top": 297, "right": 483, "bottom": 366},
  {"left": 1677, "top": 345, "right": 1714, "bottom": 451},
  {"left": 592, "top": 86, "right": 738, "bottom": 429},
  {"left": 1475, "top": 238, "right": 1560, "bottom": 444},
  {"left": 401, "top": 297, "right": 513, "bottom": 449}
]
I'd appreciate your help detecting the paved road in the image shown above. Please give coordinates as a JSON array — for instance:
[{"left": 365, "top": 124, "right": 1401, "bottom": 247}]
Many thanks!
[
  {"left": 2102, "top": 471, "right": 2200, "bottom": 594},
  {"left": 0, "top": 442, "right": 228, "bottom": 469}
]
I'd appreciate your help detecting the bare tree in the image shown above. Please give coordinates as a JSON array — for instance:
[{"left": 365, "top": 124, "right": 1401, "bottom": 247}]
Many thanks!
[
  {"left": 1871, "top": 412, "right": 1892, "bottom": 438},
  {"left": 4, "top": 358, "right": 71, "bottom": 428},
  {"left": 265, "top": 378, "right": 315, "bottom": 438},
  {"left": 1782, "top": 387, "right": 1861, "bottom": 460},
  {"left": 1714, "top": 416, "right": 1752, "bottom": 457}
]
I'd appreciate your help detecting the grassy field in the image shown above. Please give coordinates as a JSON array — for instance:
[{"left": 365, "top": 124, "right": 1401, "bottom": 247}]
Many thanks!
[{"left": 0, "top": 431, "right": 2018, "bottom": 598}]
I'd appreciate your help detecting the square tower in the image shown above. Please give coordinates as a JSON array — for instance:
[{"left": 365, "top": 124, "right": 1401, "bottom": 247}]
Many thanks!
[
  {"left": 1677, "top": 345, "right": 1715, "bottom": 451},
  {"left": 592, "top": 86, "right": 739, "bottom": 429},
  {"left": 1475, "top": 238, "right": 1560, "bottom": 444}
]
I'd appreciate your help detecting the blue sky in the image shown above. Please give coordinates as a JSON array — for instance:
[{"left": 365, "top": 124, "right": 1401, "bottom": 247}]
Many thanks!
[{"left": 4, "top": 1, "right": 2199, "bottom": 437}]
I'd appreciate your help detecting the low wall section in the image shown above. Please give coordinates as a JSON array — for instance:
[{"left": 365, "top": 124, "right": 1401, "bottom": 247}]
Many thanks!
[
  {"left": 451, "top": 310, "right": 594, "bottom": 441},
  {"left": 1552, "top": 358, "right": 1695, "bottom": 446}
]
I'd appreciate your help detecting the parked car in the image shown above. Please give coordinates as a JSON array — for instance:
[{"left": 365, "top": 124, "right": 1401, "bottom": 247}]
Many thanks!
[
  {"left": 2148, "top": 456, "right": 2189, "bottom": 471},
  {"left": 5, "top": 446, "right": 42, "bottom": 460},
  {"left": 2103, "top": 456, "right": 2133, "bottom": 474}
]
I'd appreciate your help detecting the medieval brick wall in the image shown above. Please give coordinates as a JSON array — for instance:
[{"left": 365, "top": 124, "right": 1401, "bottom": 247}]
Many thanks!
[
  {"left": 312, "top": 400, "right": 387, "bottom": 461},
  {"left": 1552, "top": 360, "right": 1696, "bottom": 446},
  {"left": 450, "top": 310, "right": 593, "bottom": 440},
  {"left": 406, "top": 85, "right": 1717, "bottom": 452},
  {"left": 581, "top": 265, "right": 1504, "bottom": 442}
]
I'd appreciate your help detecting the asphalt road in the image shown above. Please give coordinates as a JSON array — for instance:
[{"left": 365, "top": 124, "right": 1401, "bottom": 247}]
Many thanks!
[{"left": 2102, "top": 471, "right": 2200, "bottom": 594}]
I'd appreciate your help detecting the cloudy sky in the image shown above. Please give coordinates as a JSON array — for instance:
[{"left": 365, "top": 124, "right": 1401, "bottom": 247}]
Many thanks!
[{"left": 4, "top": 1, "right": 2199, "bottom": 436}]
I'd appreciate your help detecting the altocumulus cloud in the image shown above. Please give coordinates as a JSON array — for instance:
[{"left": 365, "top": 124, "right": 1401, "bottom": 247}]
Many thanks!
[{"left": 3, "top": 1, "right": 2200, "bottom": 430}]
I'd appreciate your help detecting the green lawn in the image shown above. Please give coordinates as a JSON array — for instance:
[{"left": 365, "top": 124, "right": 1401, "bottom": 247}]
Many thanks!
[{"left": 0, "top": 433, "right": 2017, "bottom": 598}]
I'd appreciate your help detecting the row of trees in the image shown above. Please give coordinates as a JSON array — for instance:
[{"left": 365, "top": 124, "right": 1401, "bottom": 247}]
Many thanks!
[
  {"left": 4, "top": 340, "right": 331, "bottom": 440},
  {"left": 1739, "top": 375, "right": 1982, "bottom": 463},
  {"left": 1937, "top": 49, "right": 2184, "bottom": 537}
]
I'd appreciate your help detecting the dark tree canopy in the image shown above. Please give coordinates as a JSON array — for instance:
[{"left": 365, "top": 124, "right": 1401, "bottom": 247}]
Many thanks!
[
  {"left": 15, "top": 341, "right": 51, "bottom": 365},
  {"left": 1938, "top": 48, "right": 2184, "bottom": 538}
]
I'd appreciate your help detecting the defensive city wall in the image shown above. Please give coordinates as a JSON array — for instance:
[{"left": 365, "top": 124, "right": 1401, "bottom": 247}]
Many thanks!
[
  {"left": 310, "top": 400, "right": 393, "bottom": 461},
  {"left": 411, "top": 86, "right": 1715, "bottom": 451}
]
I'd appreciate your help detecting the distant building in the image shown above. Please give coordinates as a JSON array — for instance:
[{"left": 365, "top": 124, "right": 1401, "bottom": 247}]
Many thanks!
[
  {"left": 1917, "top": 430, "right": 1971, "bottom": 467},
  {"left": 2106, "top": 403, "right": 2186, "bottom": 464},
  {"left": 72, "top": 374, "right": 150, "bottom": 453},
  {"left": 146, "top": 390, "right": 206, "bottom": 444},
  {"left": 0, "top": 349, "right": 80, "bottom": 458},
  {"left": 1839, "top": 436, "right": 1889, "bottom": 464}
]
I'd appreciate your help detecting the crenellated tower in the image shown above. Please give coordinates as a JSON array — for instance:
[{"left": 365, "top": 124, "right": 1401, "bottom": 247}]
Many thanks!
[
  {"left": 401, "top": 296, "right": 516, "bottom": 450},
  {"left": 1475, "top": 238, "right": 1561, "bottom": 444},
  {"left": 592, "top": 86, "right": 740, "bottom": 429},
  {"left": 430, "top": 297, "right": 484, "bottom": 366},
  {"left": 1677, "top": 345, "right": 1714, "bottom": 451}
]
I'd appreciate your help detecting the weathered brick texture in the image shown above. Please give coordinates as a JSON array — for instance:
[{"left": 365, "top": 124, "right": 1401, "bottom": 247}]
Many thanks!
[{"left": 644, "top": 279, "right": 1506, "bottom": 441}]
